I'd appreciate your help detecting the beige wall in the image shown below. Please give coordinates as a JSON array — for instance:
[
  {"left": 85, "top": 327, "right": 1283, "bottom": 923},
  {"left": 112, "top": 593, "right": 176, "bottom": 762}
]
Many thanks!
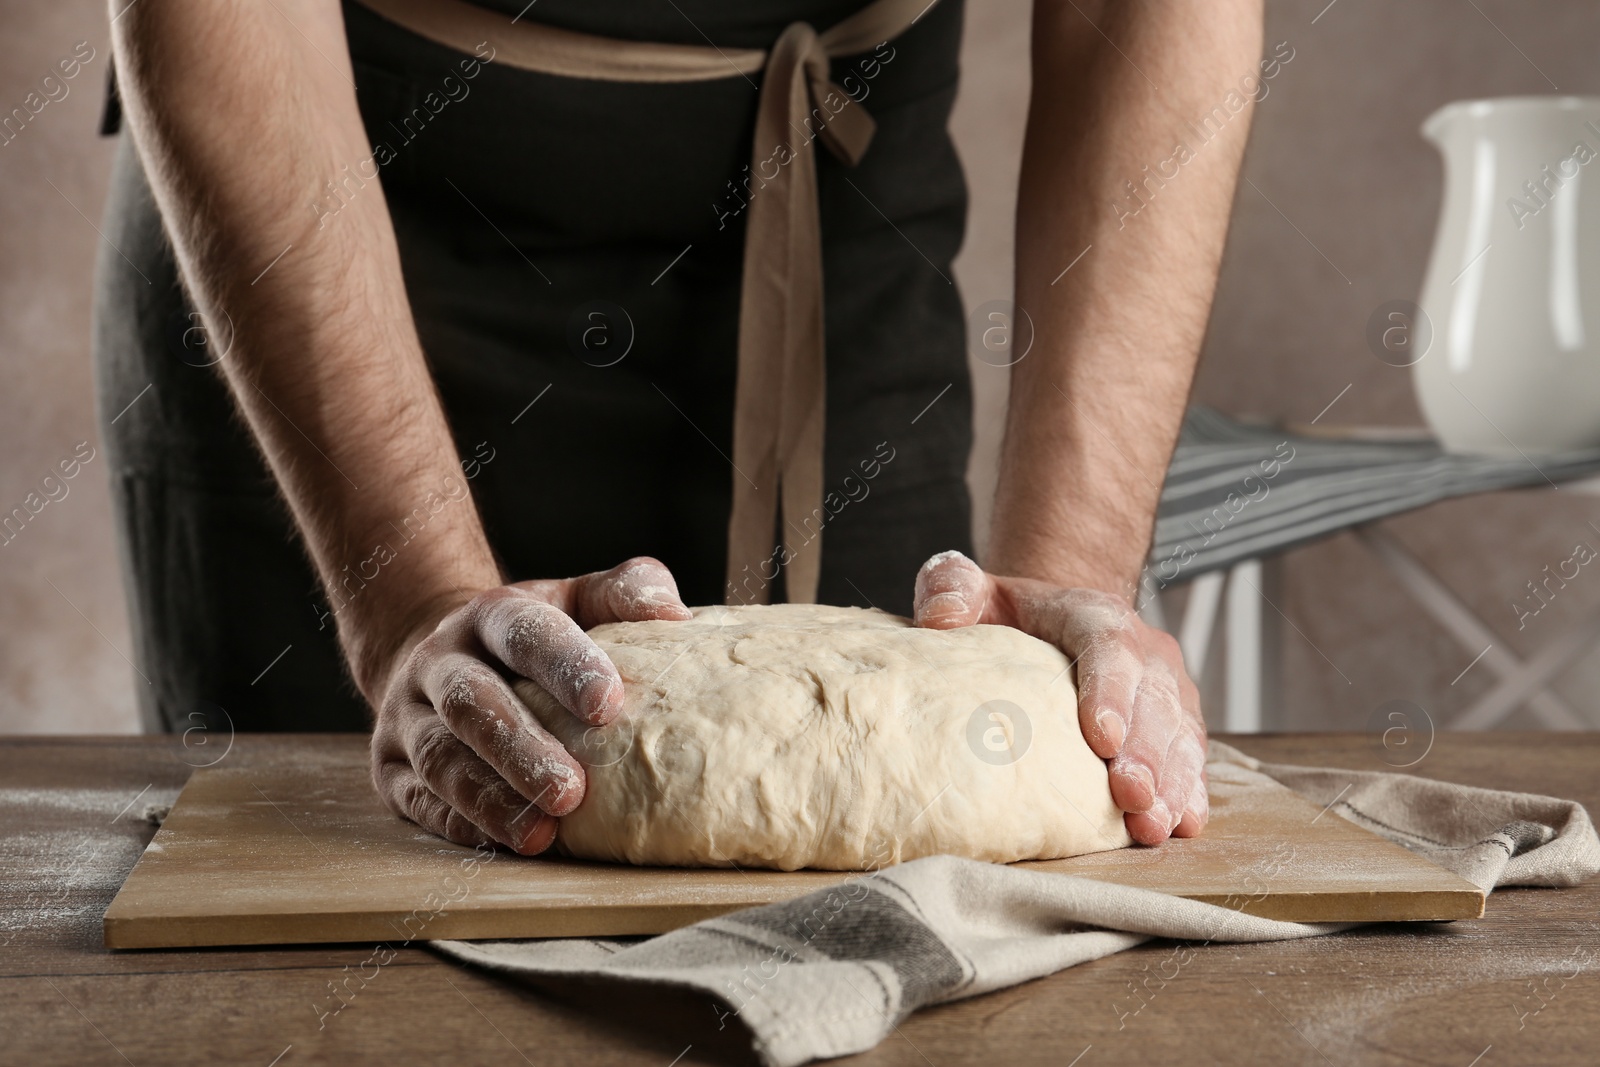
[
  {"left": 1198, "top": 0, "right": 1600, "bottom": 733},
  {"left": 0, "top": 2, "right": 125, "bottom": 732},
  {"left": 4, "top": 0, "right": 1599, "bottom": 734}
]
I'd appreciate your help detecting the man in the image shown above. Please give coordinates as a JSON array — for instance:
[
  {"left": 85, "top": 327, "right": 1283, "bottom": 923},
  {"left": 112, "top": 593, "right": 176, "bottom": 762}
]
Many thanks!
[{"left": 98, "top": 0, "right": 1257, "bottom": 855}]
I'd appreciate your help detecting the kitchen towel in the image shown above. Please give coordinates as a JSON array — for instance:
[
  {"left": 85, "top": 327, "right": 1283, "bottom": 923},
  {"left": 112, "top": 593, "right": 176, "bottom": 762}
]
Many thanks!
[
  {"left": 1151, "top": 406, "right": 1600, "bottom": 583},
  {"left": 433, "top": 742, "right": 1600, "bottom": 1067}
]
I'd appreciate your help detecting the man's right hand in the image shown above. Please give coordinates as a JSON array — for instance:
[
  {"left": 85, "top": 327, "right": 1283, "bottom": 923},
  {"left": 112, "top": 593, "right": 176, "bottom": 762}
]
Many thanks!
[{"left": 370, "top": 557, "right": 693, "bottom": 856}]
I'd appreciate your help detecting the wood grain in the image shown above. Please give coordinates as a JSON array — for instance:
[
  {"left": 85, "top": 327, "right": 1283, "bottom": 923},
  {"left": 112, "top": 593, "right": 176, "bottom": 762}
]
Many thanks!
[
  {"left": 101, "top": 750, "right": 1481, "bottom": 949},
  {"left": 5, "top": 733, "right": 1597, "bottom": 1066}
]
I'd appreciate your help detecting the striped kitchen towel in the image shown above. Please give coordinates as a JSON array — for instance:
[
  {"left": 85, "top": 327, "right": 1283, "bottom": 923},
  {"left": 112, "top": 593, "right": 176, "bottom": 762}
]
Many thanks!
[{"left": 1149, "top": 407, "right": 1600, "bottom": 585}]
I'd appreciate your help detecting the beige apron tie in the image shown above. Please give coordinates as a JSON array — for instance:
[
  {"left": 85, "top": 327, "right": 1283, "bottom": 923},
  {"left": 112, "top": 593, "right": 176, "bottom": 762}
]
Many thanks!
[{"left": 353, "top": 0, "right": 938, "bottom": 603}]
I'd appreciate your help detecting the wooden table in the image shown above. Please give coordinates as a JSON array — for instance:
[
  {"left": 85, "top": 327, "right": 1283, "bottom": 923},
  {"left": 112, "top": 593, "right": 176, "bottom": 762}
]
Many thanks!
[{"left": 4, "top": 733, "right": 1597, "bottom": 1066}]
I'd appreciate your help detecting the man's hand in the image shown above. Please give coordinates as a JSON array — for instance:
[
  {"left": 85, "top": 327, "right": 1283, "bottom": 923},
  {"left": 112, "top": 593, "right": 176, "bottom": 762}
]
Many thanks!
[
  {"left": 370, "top": 557, "right": 692, "bottom": 855},
  {"left": 913, "top": 551, "right": 1205, "bottom": 846}
]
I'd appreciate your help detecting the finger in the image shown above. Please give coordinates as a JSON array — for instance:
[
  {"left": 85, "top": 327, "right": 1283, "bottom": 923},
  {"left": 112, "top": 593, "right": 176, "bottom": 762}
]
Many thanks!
[
  {"left": 1172, "top": 771, "right": 1210, "bottom": 838},
  {"left": 1146, "top": 695, "right": 1207, "bottom": 841},
  {"left": 1072, "top": 631, "right": 1143, "bottom": 758},
  {"left": 422, "top": 652, "right": 586, "bottom": 817},
  {"left": 474, "top": 591, "right": 625, "bottom": 725},
  {"left": 912, "top": 551, "right": 992, "bottom": 628},
  {"left": 1107, "top": 662, "right": 1184, "bottom": 830},
  {"left": 1170, "top": 660, "right": 1210, "bottom": 837},
  {"left": 400, "top": 718, "right": 561, "bottom": 854},
  {"left": 573, "top": 556, "right": 695, "bottom": 626},
  {"left": 373, "top": 757, "right": 495, "bottom": 850}
]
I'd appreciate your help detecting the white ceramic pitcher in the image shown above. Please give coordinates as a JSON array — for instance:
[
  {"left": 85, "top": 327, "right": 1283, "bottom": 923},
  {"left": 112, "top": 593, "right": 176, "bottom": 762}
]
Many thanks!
[{"left": 1414, "top": 96, "right": 1600, "bottom": 455}]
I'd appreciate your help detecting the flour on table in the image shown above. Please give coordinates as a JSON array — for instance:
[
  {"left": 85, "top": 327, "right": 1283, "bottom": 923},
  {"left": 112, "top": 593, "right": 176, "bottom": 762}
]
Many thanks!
[{"left": 512, "top": 604, "right": 1131, "bottom": 871}]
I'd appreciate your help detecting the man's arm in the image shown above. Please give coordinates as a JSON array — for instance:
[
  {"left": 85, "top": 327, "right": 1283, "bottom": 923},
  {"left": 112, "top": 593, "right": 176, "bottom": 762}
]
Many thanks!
[
  {"left": 113, "top": 0, "right": 495, "bottom": 693},
  {"left": 918, "top": 1, "right": 1264, "bottom": 845},
  {"left": 111, "top": 0, "right": 692, "bottom": 853},
  {"left": 993, "top": 0, "right": 1263, "bottom": 591}
]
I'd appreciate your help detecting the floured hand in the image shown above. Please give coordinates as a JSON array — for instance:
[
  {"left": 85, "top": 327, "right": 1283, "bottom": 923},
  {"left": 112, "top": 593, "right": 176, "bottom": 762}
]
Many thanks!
[
  {"left": 912, "top": 550, "right": 1206, "bottom": 846},
  {"left": 369, "top": 557, "right": 693, "bottom": 855}
]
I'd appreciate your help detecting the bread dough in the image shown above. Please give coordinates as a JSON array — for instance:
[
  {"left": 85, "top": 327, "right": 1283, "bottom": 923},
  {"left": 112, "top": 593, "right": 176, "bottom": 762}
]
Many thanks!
[{"left": 512, "top": 604, "right": 1132, "bottom": 870}]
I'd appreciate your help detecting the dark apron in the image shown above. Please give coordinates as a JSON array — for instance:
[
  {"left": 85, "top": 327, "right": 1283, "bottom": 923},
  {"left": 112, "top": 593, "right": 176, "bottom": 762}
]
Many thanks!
[{"left": 92, "top": 0, "right": 973, "bottom": 734}]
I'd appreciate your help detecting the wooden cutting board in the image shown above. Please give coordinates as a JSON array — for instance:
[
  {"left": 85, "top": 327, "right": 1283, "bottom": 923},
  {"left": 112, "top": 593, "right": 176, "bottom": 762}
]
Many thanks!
[{"left": 103, "top": 756, "right": 1484, "bottom": 949}]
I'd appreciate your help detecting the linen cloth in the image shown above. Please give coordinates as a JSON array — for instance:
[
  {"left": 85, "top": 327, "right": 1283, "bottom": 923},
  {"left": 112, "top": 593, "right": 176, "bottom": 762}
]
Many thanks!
[{"left": 434, "top": 742, "right": 1600, "bottom": 1067}]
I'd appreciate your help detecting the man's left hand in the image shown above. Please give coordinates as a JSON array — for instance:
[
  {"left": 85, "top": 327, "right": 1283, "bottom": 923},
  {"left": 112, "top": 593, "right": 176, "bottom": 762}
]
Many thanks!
[{"left": 912, "top": 550, "right": 1207, "bottom": 846}]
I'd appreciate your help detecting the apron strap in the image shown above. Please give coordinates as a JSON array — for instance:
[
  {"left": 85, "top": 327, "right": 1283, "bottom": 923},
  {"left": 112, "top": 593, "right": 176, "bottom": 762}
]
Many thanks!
[{"left": 352, "top": 0, "right": 939, "bottom": 604}]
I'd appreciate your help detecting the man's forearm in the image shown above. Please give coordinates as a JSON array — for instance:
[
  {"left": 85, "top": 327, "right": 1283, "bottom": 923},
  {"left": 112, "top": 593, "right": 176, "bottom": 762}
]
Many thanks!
[
  {"left": 113, "top": 0, "right": 501, "bottom": 700},
  {"left": 989, "top": 0, "right": 1265, "bottom": 596}
]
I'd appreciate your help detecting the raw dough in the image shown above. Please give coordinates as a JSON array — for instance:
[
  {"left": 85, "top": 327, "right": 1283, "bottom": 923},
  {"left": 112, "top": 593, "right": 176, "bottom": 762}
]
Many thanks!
[{"left": 512, "top": 604, "right": 1132, "bottom": 870}]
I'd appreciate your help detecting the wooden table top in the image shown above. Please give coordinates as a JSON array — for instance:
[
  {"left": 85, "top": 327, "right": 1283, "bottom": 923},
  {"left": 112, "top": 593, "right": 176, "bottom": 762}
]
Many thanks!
[{"left": 4, "top": 732, "right": 1597, "bottom": 1066}]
